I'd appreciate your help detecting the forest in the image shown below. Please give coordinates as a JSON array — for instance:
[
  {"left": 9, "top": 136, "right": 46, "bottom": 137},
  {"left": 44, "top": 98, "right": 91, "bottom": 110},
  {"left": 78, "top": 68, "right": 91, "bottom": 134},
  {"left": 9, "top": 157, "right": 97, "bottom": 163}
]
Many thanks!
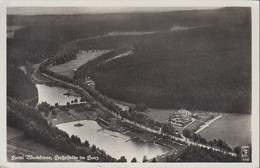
[
  {"left": 6, "top": 7, "right": 251, "bottom": 162},
  {"left": 169, "top": 146, "right": 241, "bottom": 162},
  {"left": 7, "top": 7, "right": 250, "bottom": 64},
  {"left": 7, "top": 64, "right": 38, "bottom": 105},
  {"left": 7, "top": 97, "right": 116, "bottom": 162},
  {"left": 39, "top": 59, "right": 182, "bottom": 137},
  {"left": 75, "top": 8, "right": 251, "bottom": 113}
]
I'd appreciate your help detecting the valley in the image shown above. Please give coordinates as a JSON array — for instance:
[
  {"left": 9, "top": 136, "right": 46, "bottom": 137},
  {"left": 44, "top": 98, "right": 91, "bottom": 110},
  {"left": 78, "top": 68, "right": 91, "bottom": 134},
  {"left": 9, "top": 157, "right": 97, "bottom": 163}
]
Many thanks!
[{"left": 6, "top": 7, "right": 252, "bottom": 163}]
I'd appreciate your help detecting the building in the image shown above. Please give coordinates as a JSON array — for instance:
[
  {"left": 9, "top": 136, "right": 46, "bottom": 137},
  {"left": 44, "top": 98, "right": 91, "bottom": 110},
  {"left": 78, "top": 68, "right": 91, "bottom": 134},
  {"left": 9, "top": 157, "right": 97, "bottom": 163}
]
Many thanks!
[
  {"left": 176, "top": 109, "right": 192, "bottom": 117},
  {"left": 85, "top": 77, "right": 95, "bottom": 88},
  {"left": 169, "top": 109, "right": 193, "bottom": 127}
]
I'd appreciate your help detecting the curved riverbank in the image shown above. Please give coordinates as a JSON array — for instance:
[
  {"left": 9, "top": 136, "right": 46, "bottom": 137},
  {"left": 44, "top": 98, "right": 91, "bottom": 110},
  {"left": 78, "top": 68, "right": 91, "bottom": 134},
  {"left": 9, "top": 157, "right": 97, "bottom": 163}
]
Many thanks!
[{"left": 56, "top": 120, "right": 170, "bottom": 162}]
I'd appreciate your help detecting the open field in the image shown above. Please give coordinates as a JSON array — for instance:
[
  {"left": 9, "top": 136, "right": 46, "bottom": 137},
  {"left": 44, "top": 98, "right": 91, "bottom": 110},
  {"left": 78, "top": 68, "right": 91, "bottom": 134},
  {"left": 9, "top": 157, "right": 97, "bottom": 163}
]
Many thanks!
[
  {"left": 193, "top": 111, "right": 219, "bottom": 122},
  {"left": 49, "top": 50, "right": 109, "bottom": 78},
  {"left": 42, "top": 105, "right": 105, "bottom": 125},
  {"left": 185, "top": 120, "right": 203, "bottom": 132},
  {"left": 145, "top": 108, "right": 177, "bottom": 123},
  {"left": 7, "top": 127, "right": 67, "bottom": 162},
  {"left": 7, "top": 7, "right": 252, "bottom": 162},
  {"left": 199, "top": 113, "right": 251, "bottom": 149}
]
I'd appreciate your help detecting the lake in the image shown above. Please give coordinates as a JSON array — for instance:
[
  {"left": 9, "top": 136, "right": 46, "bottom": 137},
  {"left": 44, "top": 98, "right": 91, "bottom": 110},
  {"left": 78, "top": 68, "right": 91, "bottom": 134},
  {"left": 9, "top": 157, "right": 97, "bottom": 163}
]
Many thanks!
[
  {"left": 36, "top": 84, "right": 80, "bottom": 106},
  {"left": 56, "top": 120, "right": 169, "bottom": 162},
  {"left": 199, "top": 113, "right": 251, "bottom": 149}
]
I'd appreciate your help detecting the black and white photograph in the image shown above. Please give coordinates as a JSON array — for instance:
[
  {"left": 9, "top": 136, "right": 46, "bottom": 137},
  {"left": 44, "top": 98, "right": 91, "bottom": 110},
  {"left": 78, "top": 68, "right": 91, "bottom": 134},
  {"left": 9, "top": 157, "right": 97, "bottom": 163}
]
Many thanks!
[{"left": 0, "top": 0, "right": 259, "bottom": 168}]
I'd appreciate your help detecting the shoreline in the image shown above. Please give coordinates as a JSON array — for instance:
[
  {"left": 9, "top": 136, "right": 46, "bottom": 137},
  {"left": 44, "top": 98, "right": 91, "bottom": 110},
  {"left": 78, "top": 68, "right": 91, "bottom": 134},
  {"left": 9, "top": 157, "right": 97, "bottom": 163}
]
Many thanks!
[
  {"left": 55, "top": 119, "right": 175, "bottom": 161},
  {"left": 195, "top": 114, "right": 222, "bottom": 134},
  {"left": 30, "top": 48, "right": 238, "bottom": 160}
]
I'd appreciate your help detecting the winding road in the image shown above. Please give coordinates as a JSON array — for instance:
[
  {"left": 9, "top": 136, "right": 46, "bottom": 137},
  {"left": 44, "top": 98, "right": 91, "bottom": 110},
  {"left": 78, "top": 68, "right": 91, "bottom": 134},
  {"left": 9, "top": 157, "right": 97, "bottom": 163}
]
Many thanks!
[{"left": 41, "top": 71, "right": 237, "bottom": 157}]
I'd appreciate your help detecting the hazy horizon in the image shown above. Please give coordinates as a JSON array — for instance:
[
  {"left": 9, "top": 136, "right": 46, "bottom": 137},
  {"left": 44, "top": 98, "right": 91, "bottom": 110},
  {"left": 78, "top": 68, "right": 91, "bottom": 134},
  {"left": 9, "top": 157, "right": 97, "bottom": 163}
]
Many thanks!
[{"left": 7, "top": 7, "right": 220, "bottom": 15}]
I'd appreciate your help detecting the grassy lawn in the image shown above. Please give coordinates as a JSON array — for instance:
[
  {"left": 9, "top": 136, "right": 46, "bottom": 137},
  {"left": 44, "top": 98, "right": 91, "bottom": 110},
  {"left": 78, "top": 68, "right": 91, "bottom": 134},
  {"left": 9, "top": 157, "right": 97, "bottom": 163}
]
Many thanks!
[
  {"left": 144, "top": 108, "right": 219, "bottom": 133},
  {"left": 145, "top": 108, "right": 177, "bottom": 123},
  {"left": 42, "top": 105, "right": 103, "bottom": 125},
  {"left": 185, "top": 120, "right": 203, "bottom": 132},
  {"left": 42, "top": 108, "right": 75, "bottom": 125},
  {"left": 49, "top": 50, "right": 109, "bottom": 78}
]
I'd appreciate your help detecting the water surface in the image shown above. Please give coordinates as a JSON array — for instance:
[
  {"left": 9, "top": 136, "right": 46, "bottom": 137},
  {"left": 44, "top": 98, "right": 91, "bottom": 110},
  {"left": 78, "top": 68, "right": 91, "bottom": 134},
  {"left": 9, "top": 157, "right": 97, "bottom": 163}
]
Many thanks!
[
  {"left": 56, "top": 120, "right": 169, "bottom": 162},
  {"left": 36, "top": 84, "right": 80, "bottom": 106}
]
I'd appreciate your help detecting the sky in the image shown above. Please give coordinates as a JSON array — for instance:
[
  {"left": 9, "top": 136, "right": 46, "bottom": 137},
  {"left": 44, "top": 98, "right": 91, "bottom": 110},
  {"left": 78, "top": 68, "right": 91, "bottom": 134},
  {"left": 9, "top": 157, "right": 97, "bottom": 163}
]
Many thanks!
[{"left": 7, "top": 7, "right": 220, "bottom": 15}]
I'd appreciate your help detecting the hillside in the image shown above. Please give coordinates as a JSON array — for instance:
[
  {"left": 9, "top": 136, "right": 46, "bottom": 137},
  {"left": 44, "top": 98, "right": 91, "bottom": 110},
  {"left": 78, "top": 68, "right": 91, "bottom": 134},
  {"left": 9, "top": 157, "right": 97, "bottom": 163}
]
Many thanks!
[
  {"left": 7, "top": 65, "right": 38, "bottom": 105},
  {"left": 75, "top": 8, "right": 251, "bottom": 113},
  {"left": 7, "top": 97, "right": 116, "bottom": 162},
  {"left": 7, "top": 7, "right": 251, "bottom": 113},
  {"left": 7, "top": 7, "right": 250, "bottom": 64}
]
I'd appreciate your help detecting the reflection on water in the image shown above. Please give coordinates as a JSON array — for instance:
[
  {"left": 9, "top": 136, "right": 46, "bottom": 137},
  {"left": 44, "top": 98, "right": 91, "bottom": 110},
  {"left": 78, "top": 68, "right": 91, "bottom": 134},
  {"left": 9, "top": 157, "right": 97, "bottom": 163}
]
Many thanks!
[
  {"left": 56, "top": 120, "right": 169, "bottom": 162},
  {"left": 36, "top": 84, "right": 80, "bottom": 106}
]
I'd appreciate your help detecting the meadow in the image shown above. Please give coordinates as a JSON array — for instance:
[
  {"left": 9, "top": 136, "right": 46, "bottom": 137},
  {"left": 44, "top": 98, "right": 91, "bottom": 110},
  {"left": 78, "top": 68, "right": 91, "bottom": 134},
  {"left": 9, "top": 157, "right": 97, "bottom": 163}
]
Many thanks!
[
  {"left": 49, "top": 50, "right": 109, "bottom": 78},
  {"left": 199, "top": 113, "right": 251, "bottom": 148},
  {"left": 145, "top": 108, "right": 177, "bottom": 123}
]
